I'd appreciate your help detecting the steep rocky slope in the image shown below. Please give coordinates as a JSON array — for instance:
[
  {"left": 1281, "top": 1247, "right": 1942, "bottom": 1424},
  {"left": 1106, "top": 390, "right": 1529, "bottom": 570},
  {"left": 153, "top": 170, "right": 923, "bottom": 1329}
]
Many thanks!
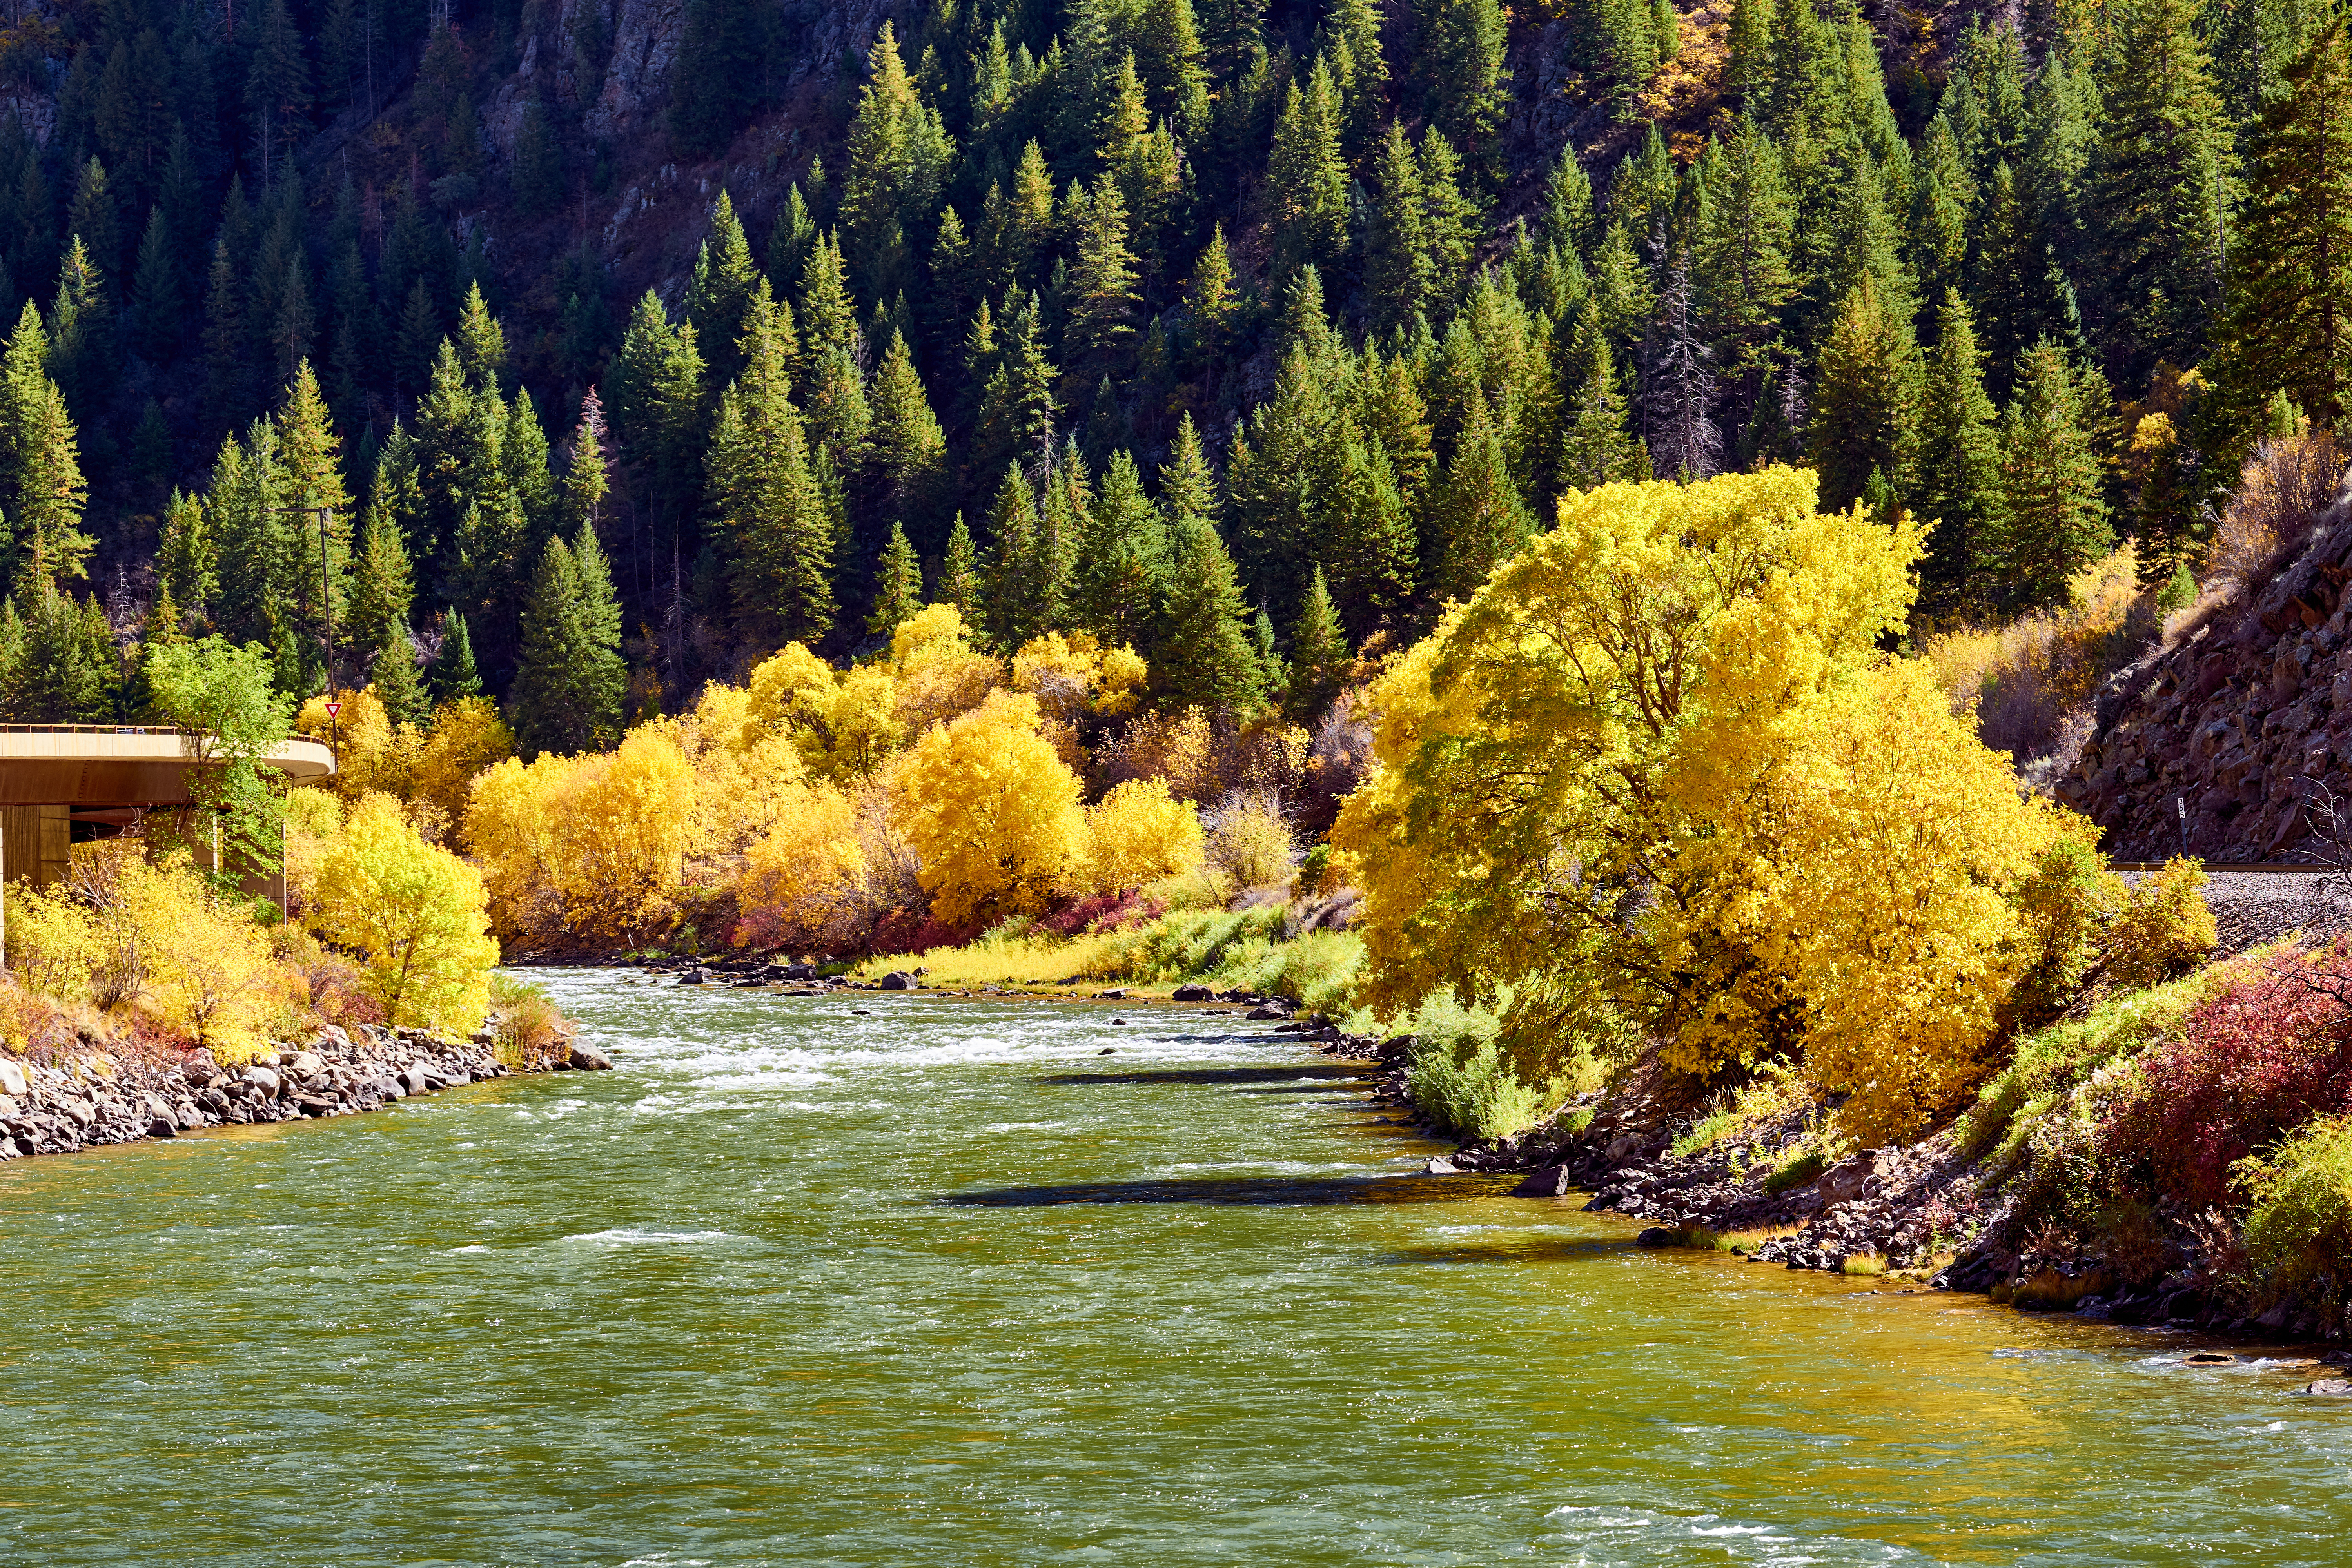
[{"left": 2058, "top": 487, "right": 2352, "bottom": 862}]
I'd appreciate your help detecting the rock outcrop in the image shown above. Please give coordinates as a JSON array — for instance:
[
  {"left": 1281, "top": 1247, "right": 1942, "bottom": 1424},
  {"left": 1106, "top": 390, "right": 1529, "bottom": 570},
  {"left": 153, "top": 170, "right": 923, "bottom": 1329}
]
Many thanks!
[{"left": 2059, "top": 494, "right": 2352, "bottom": 861}]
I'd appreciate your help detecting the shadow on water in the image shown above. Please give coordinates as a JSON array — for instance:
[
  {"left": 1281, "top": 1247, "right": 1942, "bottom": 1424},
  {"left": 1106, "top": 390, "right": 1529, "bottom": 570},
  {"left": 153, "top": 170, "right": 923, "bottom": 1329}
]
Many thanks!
[
  {"left": 1375, "top": 1236, "right": 1637, "bottom": 1267},
  {"left": 1040, "top": 1065, "right": 1374, "bottom": 1088},
  {"left": 939, "top": 1172, "right": 1521, "bottom": 1207}
]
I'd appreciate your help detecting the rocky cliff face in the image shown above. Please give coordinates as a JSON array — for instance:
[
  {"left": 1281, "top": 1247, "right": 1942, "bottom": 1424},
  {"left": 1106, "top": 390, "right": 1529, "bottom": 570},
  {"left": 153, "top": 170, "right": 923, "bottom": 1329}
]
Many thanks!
[{"left": 2058, "top": 491, "right": 2352, "bottom": 861}]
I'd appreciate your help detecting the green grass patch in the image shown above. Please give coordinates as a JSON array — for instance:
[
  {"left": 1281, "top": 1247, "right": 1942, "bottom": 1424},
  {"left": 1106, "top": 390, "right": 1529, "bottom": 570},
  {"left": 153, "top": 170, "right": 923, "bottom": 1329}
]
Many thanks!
[{"left": 854, "top": 904, "right": 1366, "bottom": 1014}]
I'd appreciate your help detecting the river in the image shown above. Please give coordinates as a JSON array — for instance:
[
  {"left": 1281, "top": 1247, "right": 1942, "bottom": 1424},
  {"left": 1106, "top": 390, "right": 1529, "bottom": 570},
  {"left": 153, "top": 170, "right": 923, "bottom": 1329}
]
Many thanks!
[{"left": 0, "top": 969, "right": 2343, "bottom": 1565}]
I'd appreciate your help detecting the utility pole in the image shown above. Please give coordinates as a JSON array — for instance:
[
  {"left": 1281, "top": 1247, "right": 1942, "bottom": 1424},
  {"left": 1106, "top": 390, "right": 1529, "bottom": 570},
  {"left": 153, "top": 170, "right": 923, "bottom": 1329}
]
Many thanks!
[{"left": 271, "top": 504, "right": 339, "bottom": 765}]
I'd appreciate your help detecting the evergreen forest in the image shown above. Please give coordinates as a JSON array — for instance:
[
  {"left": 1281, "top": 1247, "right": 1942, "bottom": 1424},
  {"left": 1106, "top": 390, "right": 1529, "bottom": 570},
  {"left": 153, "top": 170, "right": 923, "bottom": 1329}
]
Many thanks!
[{"left": 0, "top": 0, "right": 2336, "bottom": 737}]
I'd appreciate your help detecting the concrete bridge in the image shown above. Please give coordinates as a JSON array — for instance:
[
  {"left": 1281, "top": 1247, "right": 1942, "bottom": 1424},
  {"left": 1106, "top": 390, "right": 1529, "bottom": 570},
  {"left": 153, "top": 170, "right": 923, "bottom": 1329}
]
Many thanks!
[{"left": 0, "top": 725, "right": 336, "bottom": 887}]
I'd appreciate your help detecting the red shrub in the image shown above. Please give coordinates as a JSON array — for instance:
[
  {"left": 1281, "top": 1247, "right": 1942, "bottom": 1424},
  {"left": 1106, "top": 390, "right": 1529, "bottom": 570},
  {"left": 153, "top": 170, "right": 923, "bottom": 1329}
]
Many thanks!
[
  {"left": 868, "top": 910, "right": 978, "bottom": 958},
  {"left": 2102, "top": 945, "right": 2352, "bottom": 1206},
  {"left": 1038, "top": 889, "right": 1164, "bottom": 937}
]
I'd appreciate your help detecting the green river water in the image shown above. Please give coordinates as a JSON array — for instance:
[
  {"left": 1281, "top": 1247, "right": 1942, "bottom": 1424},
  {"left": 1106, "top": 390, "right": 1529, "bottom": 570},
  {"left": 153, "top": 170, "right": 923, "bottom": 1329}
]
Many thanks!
[{"left": 2, "top": 969, "right": 2345, "bottom": 1566}]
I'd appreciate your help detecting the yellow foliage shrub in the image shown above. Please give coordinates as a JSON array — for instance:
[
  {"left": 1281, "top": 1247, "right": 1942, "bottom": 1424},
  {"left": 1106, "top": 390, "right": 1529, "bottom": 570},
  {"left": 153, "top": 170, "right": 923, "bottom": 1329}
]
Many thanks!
[
  {"left": 1919, "top": 546, "right": 2154, "bottom": 762},
  {"left": 2105, "top": 857, "right": 2218, "bottom": 990},
  {"left": 464, "top": 726, "right": 696, "bottom": 940},
  {"left": 893, "top": 603, "right": 1005, "bottom": 732},
  {"left": 738, "top": 782, "right": 869, "bottom": 950},
  {"left": 136, "top": 854, "right": 283, "bottom": 1057},
  {"left": 296, "top": 691, "right": 514, "bottom": 842},
  {"left": 282, "top": 788, "right": 344, "bottom": 912},
  {"left": 745, "top": 642, "right": 909, "bottom": 781},
  {"left": 1204, "top": 791, "right": 1296, "bottom": 891},
  {"left": 297, "top": 686, "right": 419, "bottom": 800},
  {"left": 890, "top": 690, "right": 1083, "bottom": 923},
  {"left": 1013, "top": 631, "right": 1149, "bottom": 723},
  {"left": 1104, "top": 706, "right": 1219, "bottom": 800},
  {"left": 309, "top": 793, "right": 500, "bottom": 1031},
  {"left": 5, "top": 880, "right": 103, "bottom": 1002},
  {"left": 1666, "top": 659, "right": 2071, "bottom": 1140},
  {"left": 409, "top": 697, "right": 515, "bottom": 831},
  {"left": 1070, "top": 778, "right": 1204, "bottom": 895}
]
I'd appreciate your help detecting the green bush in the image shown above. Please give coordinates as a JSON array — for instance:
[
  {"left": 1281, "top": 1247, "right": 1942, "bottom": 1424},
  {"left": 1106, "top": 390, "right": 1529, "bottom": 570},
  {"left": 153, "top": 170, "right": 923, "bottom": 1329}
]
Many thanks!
[
  {"left": 1960, "top": 964, "right": 2230, "bottom": 1165},
  {"left": 2238, "top": 1113, "right": 2352, "bottom": 1316},
  {"left": 1401, "top": 989, "right": 1561, "bottom": 1142},
  {"left": 2006, "top": 837, "right": 2122, "bottom": 1031}
]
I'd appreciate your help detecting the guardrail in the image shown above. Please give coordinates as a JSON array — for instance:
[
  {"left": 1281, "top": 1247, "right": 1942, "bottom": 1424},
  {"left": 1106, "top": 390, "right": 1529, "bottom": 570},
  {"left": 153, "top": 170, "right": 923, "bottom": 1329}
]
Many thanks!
[
  {"left": 2109, "top": 862, "right": 2339, "bottom": 874},
  {"left": 0, "top": 724, "right": 193, "bottom": 735}
]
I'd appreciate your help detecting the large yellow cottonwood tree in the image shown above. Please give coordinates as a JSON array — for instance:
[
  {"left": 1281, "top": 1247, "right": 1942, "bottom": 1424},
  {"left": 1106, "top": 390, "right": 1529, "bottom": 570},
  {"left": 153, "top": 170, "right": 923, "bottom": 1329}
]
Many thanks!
[{"left": 1334, "top": 468, "right": 2076, "bottom": 1139}]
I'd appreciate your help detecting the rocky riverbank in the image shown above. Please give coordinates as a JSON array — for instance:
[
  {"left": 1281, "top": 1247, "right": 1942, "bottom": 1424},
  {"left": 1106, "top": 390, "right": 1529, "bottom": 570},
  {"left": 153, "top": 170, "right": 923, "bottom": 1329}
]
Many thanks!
[
  {"left": 0, "top": 1023, "right": 614, "bottom": 1163},
  {"left": 1320, "top": 1031, "right": 2352, "bottom": 1346}
]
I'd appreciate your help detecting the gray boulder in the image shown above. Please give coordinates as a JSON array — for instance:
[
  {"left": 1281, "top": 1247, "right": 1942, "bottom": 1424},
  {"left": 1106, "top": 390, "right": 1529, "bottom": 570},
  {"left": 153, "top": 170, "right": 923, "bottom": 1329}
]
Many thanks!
[
  {"left": 1510, "top": 1165, "right": 1574, "bottom": 1198},
  {"left": 878, "top": 971, "right": 916, "bottom": 991},
  {"left": 567, "top": 1043, "right": 615, "bottom": 1071}
]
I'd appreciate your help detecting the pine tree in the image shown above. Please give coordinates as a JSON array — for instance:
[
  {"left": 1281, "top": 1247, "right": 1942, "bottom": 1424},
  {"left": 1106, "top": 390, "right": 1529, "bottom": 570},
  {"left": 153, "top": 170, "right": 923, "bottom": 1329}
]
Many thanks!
[
  {"left": 687, "top": 191, "right": 762, "bottom": 389},
  {"left": 1559, "top": 296, "right": 1643, "bottom": 490},
  {"left": 1267, "top": 59, "right": 1350, "bottom": 280},
  {"left": 1189, "top": 225, "right": 1241, "bottom": 375},
  {"left": 1416, "top": 0, "right": 1511, "bottom": 152},
  {"left": 985, "top": 464, "right": 1045, "bottom": 647},
  {"left": 868, "top": 328, "right": 951, "bottom": 550},
  {"left": 1073, "top": 450, "right": 1166, "bottom": 648},
  {"left": 1809, "top": 273, "right": 1923, "bottom": 513},
  {"left": 706, "top": 287, "right": 832, "bottom": 648},
  {"left": 1693, "top": 117, "right": 1797, "bottom": 392},
  {"left": 1321, "top": 0, "right": 1388, "bottom": 154},
  {"left": 1434, "top": 385, "right": 1533, "bottom": 599},
  {"left": 564, "top": 388, "right": 612, "bottom": 537},
  {"left": 795, "top": 232, "right": 858, "bottom": 386},
  {"left": 276, "top": 362, "right": 352, "bottom": 689},
  {"left": 129, "top": 205, "right": 179, "bottom": 361},
  {"left": 1725, "top": 0, "right": 1777, "bottom": 106},
  {"left": 158, "top": 490, "right": 218, "bottom": 621},
  {"left": 1159, "top": 414, "right": 1220, "bottom": 532},
  {"left": 1285, "top": 564, "right": 1349, "bottom": 721},
  {"left": 2212, "top": 15, "right": 2352, "bottom": 446},
  {"left": 510, "top": 529, "right": 626, "bottom": 758},
  {"left": 841, "top": 22, "right": 954, "bottom": 301},
  {"left": 767, "top": 182, "right": 819, "bottom": 298},
  {"left": 1365, "top": 123, "right": 1433, "bottom": 334},
  {"left": 1065, "top": 178, "right": 1142, "bottom": 368},
  {"left": 1914, "top": 289, "right": 2006, "bottom": 616},
  {"left": 867, "top": 521, "right": 924, "bottom": 637},
  {"left": 346, "top": 482, "right": 415, "bottom": 684},
  {"left": 0, "top": 303, "right": 92, "bottom": 593},
  {"left": 428, "top": 610, "right": 482, "bottom": 702},
  {"left": 1155, "top": 515, "right": 1263, "bottom": 711},
  {"left": 2090, "top": 0, "right": 2232, "bottom": 374},
  {"left": 1541, "top": 148, "right": 1599, "bottom": 258},
  {"left": 1998, "top": 341, "right": 2112, "bottom": 612},
  {"left": 974, "top": 290, "right": 1059, "bottom": 483},
  {"left": 935, "top": 513, "right": 985, "bottom": 624},
  {"left": 5, "top": 579, "right": 116, "bottom": 721}
]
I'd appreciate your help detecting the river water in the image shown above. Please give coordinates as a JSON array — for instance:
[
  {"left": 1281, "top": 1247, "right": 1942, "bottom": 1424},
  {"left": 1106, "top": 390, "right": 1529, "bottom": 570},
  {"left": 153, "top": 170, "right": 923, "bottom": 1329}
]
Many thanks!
[{"left": 2, "top": 970, "right": 2344, "bottom": 1565}]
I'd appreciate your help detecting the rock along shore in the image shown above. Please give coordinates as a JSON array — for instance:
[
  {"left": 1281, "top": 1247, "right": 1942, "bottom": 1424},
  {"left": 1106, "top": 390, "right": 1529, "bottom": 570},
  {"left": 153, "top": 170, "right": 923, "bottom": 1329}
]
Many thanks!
[{"left": 0, "top": 1024, "right": 614, "bottom": 1163}]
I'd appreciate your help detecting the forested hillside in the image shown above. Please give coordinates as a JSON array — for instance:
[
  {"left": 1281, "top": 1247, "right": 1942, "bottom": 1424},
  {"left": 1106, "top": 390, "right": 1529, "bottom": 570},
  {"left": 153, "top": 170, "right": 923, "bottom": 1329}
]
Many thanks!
[{"left": 0, "top": 0, "right": 2334, "bottom": 733}]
